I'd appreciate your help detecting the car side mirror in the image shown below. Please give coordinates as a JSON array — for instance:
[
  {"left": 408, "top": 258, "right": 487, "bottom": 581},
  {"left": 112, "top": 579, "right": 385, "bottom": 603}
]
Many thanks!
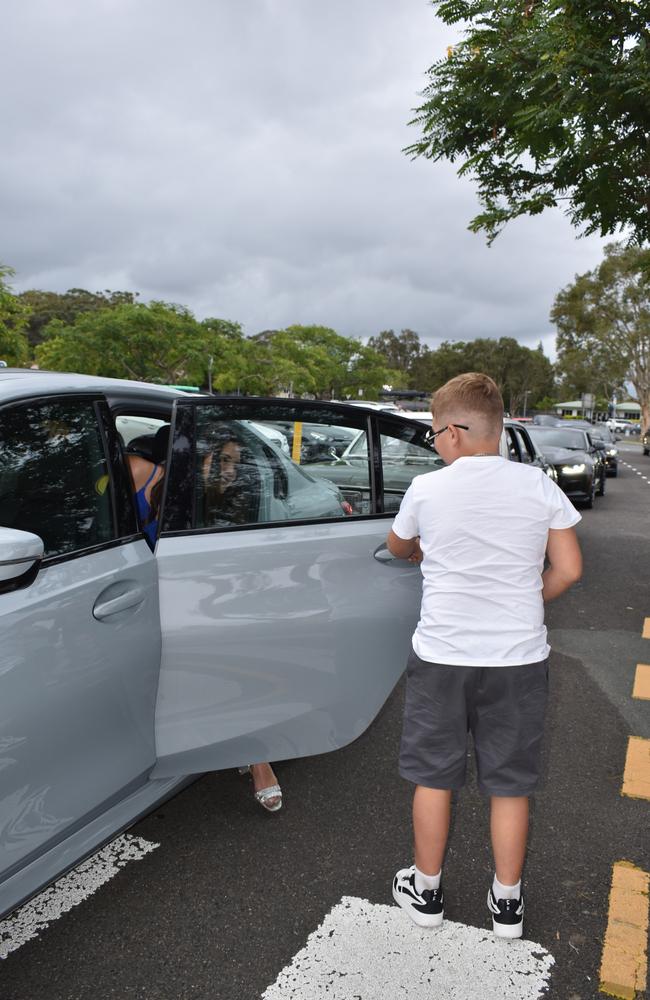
[{"left": 0, "top": 527, "right": 44, "bottom": 592}]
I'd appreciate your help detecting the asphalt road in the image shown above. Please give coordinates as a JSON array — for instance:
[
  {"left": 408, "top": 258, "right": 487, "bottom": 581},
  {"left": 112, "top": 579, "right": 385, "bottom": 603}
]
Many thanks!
[{"left": 1, "top": 443, "right": 648, "bottom": 1000}]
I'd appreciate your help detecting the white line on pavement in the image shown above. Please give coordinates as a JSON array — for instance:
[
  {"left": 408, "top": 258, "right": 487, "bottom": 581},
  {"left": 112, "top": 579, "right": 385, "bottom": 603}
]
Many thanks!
[
  {"left": 261, "top": 896, "right": 555, "bottom": 1000},
  {"left": 0, "top": 834, "right": 159, "bottom": 959}
]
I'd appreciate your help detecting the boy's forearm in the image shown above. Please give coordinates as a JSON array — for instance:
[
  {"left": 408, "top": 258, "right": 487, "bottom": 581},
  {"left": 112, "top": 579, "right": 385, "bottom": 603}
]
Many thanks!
[
  {"left": 541, "top": 566, "right": 580, "bottom": 602},
  {"left": 387, "top": 530, "right": 419, "bottom": 559}
]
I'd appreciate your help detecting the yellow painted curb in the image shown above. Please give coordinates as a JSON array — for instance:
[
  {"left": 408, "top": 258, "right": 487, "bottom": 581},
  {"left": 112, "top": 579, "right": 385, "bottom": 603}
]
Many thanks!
[
  {"left": 633, "top": 664, "right": 650, "bottom": 701},
  {"left": 643, "top": 617, "right": 650, "bottom": 640},
  {"left": 599, "top": 861, "right": 649, "bottom": 1000},
  {"left": 622, "top": 737, "right": 650, "bottom": 801}
]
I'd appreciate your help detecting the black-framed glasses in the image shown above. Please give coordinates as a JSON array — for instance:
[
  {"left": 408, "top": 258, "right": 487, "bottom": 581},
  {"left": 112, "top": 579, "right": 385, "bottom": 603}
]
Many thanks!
[{"left": 430, "top": 423, "right": 469, "bottom": 442}]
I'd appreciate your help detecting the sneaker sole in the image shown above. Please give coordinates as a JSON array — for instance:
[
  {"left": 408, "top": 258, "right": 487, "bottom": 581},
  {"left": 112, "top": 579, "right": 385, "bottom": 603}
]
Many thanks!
[
  {"left": 392, "top": 883, "right": 444, "bottom": 928},
  {"left": 492, "top": 918, "right": 523, "bottom": 939}
]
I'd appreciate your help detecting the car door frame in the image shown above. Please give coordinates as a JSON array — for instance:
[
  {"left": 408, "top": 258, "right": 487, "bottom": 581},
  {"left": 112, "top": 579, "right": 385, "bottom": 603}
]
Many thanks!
[
  {"left": 150, "top": 396, "right": 436, "bottom": 778},
  {"left": 0, "top": 388, "right": 165, "bottom": 917}
]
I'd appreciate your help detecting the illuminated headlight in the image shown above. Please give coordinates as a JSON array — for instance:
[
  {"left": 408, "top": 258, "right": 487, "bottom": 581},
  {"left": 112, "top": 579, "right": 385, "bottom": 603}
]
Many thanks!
[
  {"left": 561, "top": 463, "right": 586, "bottom": 474},
  {"left": 607, "top": 448, "right": 617, "bottom": 456}
]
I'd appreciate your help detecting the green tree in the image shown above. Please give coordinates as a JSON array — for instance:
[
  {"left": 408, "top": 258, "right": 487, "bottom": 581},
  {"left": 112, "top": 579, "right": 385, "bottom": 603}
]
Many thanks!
[
  {"left": 250, "top": 325, "right": 395, "bottom": 399},
  {"left": 551, "top": 242, "right": 650, "bottom": 429},
  {"left": 19, "top": 288, "right": 138, "bottom": 347},
  {"left": 412, "top": 336, "right": 554, "bottom": 413},
  {"left": 406, "top": 1, "right": 650, "bottom": 243},
  {"left": 36, "top": 301, "right": 212, "bottom": 383},
  {"left": 367, "top": 329, "right": 422, "bottom": 377},
  {"left": 0, "top": 265, "right": 30, "bottom": 366},
  {"left": 200, "top": 318, "right": 250, "bottom": 392}
]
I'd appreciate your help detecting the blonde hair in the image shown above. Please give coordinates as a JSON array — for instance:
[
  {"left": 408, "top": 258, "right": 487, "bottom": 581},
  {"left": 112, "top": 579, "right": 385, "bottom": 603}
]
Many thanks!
[{"left": 431, "top": 372, "right": 504, "bottom": 436}]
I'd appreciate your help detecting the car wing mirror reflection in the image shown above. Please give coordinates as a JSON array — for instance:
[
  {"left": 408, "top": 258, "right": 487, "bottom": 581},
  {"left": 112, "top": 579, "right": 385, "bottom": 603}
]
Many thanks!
[{"left": 0, "top": 527, "right": 44, "bottom": 594}]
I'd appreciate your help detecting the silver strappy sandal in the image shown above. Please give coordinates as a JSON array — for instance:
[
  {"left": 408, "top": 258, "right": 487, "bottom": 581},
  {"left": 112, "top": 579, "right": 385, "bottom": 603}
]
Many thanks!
[{"left": 238, "top": 765, "right": 283, "bottom": 813}]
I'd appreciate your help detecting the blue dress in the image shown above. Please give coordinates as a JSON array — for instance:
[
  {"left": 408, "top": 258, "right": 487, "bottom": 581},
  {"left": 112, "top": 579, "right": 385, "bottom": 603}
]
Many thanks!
[{"left": 134, "top": 464, "right": 160, "bottom": 546}]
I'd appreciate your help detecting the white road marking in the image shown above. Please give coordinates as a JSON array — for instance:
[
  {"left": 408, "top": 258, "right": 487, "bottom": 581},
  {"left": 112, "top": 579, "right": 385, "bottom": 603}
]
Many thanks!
[
  {"left": 261, "top": 896, "right": 555, "bottom": 1000},
  {"left": 0, "top": 834, "right": 158, "bottom": 959}
]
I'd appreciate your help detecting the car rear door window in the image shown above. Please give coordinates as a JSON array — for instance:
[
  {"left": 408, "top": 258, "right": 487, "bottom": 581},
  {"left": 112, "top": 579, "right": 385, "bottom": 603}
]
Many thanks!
[
  {"left": 376, "top": 418, "right": 444, "bottom": 513},
  {"left": 0, "top": 399, "right": 114, "bottom": 558},
  {"left": 163, "top": 403, "right": 370, "bottom": 530}
]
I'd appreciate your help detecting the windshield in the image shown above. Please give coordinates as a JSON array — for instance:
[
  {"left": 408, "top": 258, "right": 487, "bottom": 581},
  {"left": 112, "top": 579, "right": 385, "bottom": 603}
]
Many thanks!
[{"left": 529, "top": 428, "right": 586, "bottom": 450}]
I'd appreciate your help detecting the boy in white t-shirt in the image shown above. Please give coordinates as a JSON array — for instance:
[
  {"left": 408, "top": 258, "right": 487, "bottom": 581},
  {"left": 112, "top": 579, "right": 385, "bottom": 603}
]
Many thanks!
[{"left": 388, "top": 373, "right": 582, "bottom": 939}]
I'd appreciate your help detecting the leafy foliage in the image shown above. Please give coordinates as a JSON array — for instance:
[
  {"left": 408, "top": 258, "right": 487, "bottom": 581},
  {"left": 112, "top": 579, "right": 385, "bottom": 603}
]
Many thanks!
[
  {"left": 551, "top": 241, "right": 650, "bottom": 428},
  {"left": 0, "top": 266, "right": 30, "bottom": 366},
  {"left": 36, "top": 301, "right": 211, "bottom": 384},
  {"left": 248, "top": 325, "right": 399, "bottom": 399},
  {"left": 368, "top": 327, "right": 554, "bottom": 412},
  {"left": 413, "top": 336, "right": 554, "bottom": 413},
  {"left": 406, "top": 1, "right": 650, "bottom": 243},
  {"left": 367, "top": 329, "right": 422, "bottom": 374},
  {"left": 18, "top": 288, "right": 138, "bottom": 347}
]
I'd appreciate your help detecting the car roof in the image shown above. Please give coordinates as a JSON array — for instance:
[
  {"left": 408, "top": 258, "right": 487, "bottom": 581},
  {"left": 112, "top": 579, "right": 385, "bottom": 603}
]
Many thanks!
[{"left": 0, "top": 368, "right": 188, "bottom": 405}]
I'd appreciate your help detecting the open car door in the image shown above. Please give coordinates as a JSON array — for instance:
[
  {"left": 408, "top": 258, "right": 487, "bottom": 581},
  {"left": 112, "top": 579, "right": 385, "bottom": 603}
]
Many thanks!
[{"left": 152, "top": 398, "right": 440, "bottom": 777}]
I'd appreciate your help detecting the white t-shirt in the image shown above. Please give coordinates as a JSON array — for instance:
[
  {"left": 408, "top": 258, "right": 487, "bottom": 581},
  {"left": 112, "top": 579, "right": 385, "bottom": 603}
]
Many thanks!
[{"left": 391, "top": 456, "right": 581, "bottom": 666}]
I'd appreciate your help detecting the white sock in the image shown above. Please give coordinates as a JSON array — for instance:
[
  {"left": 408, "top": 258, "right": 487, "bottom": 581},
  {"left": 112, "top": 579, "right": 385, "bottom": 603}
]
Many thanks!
[
  {"left": 492, "top": 875, "right": 521, "bottom": 900},
  {"left": 414, "top": 865, "right": 441, "bottom": 893}
]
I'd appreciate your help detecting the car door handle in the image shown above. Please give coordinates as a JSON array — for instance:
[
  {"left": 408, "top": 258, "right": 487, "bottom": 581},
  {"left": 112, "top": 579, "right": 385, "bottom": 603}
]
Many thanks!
[
  {"left": 373, "top": 544, "right": 397, "bottom": 563},
  {"left": 93, "top": 586, "right": 145, "bottom": 621}
]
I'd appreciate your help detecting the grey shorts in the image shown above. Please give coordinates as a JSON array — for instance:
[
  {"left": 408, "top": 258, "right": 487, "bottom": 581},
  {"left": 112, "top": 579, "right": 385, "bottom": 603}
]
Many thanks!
[{"left": 399, "top": 649, "right": 549, "bottom": 796}]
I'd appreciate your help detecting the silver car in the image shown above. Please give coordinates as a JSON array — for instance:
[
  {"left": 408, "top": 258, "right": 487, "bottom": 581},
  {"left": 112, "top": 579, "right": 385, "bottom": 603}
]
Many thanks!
[{"left": 0, "top": 371, "right": 433, "bottom": 918}]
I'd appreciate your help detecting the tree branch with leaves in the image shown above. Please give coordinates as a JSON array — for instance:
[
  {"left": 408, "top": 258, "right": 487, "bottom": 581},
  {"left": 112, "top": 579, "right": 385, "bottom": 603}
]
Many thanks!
[{"left": 407, "top": 1, "right": 650, "bottom": 243}]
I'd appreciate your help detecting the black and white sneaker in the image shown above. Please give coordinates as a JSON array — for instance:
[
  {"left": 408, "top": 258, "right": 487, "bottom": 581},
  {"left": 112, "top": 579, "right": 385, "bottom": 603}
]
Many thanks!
[
  {"left": 487, "top": 887, "right": 524, "bottom": 939},
  {"left": 392, "top": 866, "right": 444, "bottom": 928}
]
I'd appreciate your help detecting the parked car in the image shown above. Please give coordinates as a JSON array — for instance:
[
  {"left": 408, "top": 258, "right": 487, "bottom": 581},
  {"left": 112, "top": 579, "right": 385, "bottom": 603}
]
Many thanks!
[
  {"left": 527, "top": 426, "right": 606, "bottom": 507},
  {"left": 0, "top": 371, "right": 435, "bottom": 919},
  {"left": 503, "top": 420, "right": 556, "bottom": 480},
  {"left": 606, "top": 417, "right": 640, "bottom": 436},
  {"left": 642, "top": 427, "right": 649, "bottom": 456},
  {"left": 532, "top": 414, "right": 564, "bottom": 427},
  {"left": 588, "top": 425, "right": 618, "bottom": 476},
  {"left": 267, "top": 420, "right": 358, "bottom": 463},
  {"left": 307, "top": 420, "right": 444, "bottom": 513}
]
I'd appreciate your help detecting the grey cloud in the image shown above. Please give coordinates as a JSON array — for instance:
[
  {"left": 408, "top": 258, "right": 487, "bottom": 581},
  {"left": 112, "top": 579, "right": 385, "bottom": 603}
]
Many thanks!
[{"left": 2, "top": 0, "right": 606, "bottom": 360}]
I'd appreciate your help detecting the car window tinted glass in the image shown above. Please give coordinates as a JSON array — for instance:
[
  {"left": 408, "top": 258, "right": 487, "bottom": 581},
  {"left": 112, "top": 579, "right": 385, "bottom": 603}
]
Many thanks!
[
  {"left": 514, "top": 427, "right": 534, "bottom": 463},
  {"left": 0, "top": 400, "right": 114, "bottom": 558},
  {"left": 193, "top": 410, "right": 365, "bottom": 526},
  {"left": 505, "top": 427, "right": 520, "bottom": 460},
  {"left": 377, "top": 419, "right": 444, "bottom": 513},
  {"left": 252, "top": 417, "right": 370, "bottom": 516},
  {"left": 529, "top": 428, "right": 586, "bottom": 450}
]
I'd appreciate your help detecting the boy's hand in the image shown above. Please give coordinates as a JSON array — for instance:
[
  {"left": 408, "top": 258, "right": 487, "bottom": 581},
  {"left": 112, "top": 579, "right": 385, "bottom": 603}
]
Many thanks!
[
  {"left": 408, "top": 538, "right": 423, "bottom": 563},
  {"left": 387, "top": 530, "right": 422, "bottom": 562}
]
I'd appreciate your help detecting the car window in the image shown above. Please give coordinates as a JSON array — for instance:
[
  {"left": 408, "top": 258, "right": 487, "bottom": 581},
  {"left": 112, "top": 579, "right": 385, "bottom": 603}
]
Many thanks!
[
  {"left": 162, "top": 403, "right": 448, "bottom": 529},
  {"left": 192, "top": 410, "right": 363, "bottom": 527},
  {"left": 513, "top": 426, "right": 534, "bottom": 463},
  {"left": 0, "top": 399, "right": 114, "bottom": 558},
  {"left": 505, "top": 426, "right": 521, "bottom": 460},
  {"left": 528, "top": 428, "right": 587, "bottom": 450},
  {"left": 376, "top": 418, "right": 444, "bottom": 513}
]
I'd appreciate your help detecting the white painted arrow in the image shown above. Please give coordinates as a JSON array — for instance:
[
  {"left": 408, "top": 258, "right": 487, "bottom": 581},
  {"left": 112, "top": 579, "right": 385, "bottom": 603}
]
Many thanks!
[
  {"left": 0, "top": 834, "right": 159, "bottom": 960},
  {"left": 262, "top": 895, "right": 555, "bottom": 1000}
]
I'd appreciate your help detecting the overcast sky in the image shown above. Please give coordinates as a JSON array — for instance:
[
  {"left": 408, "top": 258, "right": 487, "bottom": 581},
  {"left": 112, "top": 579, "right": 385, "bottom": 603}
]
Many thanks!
[{"left": 2, "top": 0, "right": 607, "bottom": 358}]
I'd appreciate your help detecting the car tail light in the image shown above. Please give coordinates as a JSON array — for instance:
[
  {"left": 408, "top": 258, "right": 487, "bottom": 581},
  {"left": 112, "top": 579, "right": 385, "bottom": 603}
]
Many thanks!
[{"left": 340, "top": 500, "right": 354, "bottom": 516}]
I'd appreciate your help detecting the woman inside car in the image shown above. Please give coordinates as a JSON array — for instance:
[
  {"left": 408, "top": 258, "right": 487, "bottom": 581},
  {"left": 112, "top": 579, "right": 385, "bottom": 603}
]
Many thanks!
[{"left": 126, "top": 425, "right": 168, "bottom": 548}]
